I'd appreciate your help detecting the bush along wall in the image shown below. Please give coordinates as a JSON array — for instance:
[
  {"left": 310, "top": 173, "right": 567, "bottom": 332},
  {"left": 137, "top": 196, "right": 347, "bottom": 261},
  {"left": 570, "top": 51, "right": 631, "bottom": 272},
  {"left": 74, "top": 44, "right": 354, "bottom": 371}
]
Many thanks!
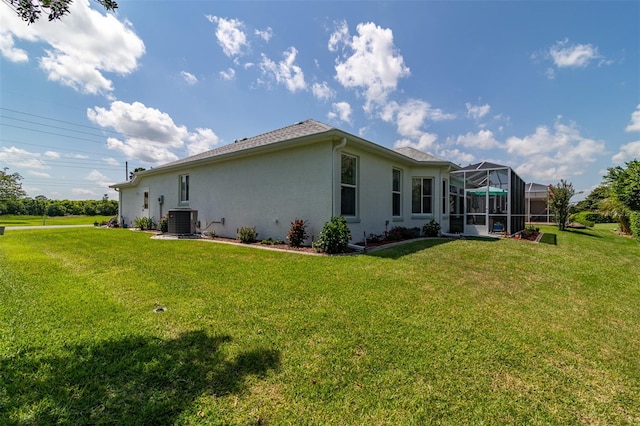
[{"left": 630, "top": 211, "right": 640, "bottom": 242}]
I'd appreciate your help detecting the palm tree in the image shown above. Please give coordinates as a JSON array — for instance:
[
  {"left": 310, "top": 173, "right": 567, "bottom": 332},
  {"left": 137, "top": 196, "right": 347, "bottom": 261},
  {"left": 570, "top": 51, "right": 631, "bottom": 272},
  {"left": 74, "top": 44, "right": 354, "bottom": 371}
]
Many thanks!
[{"left": 599, "top": 197, "right": 631, "bottom": 234}]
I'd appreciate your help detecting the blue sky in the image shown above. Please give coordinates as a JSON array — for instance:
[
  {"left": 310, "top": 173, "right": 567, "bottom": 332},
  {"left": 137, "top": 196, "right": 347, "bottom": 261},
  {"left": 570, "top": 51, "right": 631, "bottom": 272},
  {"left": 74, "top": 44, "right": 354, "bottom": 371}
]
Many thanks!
[{"left": 1, "top": 0, "right": 638, "bottom": 201}]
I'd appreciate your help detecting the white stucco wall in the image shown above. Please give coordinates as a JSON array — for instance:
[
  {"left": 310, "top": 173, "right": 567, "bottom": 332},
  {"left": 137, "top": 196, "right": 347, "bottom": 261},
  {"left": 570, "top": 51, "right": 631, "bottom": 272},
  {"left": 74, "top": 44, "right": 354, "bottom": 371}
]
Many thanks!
[
  {"left": 336, "top": 145, "right": 450, "bottom": 241},
  {"left": 117, "top": 138, "right": 453, "bottom": 244},
  {"left": 119, "top": 141, "right": 335, "bottom": 242}
]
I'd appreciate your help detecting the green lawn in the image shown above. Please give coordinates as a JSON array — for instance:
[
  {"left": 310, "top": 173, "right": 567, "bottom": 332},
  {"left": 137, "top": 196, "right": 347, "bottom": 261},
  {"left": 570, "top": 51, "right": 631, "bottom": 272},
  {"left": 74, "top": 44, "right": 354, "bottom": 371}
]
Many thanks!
[
  {"left": 0, "top": 215, "right": 114, "bottom": 227},
  {"left": 1, "top": 225, "right": 639, "bottom": 424}
]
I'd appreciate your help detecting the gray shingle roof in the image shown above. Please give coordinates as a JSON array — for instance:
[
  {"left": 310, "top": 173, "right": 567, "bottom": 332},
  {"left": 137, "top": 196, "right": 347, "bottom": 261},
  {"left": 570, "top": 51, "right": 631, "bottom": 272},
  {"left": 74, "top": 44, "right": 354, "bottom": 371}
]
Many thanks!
[
  {"left": 393, "top": 146, "right": 450, "bottom": 163},
  {"left": 112, "top": 118, "right": 460, "bottom": 188},
  {"left": 160, "top": 119, "right": 334, "bottom": 169}
]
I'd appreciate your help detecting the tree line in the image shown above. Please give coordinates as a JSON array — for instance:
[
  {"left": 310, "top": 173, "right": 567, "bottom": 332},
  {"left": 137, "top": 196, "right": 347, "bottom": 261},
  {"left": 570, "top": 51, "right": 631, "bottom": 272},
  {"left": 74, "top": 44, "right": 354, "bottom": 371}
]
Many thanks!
[
  {"left": 1, "top": 167, "right": 117, "bottom": 216},
  {"left": 1, "top": 198, "right": 118, "bottom": 217},
  {"left": 550, "top": 159, "right": 640, "bottom": 240}
]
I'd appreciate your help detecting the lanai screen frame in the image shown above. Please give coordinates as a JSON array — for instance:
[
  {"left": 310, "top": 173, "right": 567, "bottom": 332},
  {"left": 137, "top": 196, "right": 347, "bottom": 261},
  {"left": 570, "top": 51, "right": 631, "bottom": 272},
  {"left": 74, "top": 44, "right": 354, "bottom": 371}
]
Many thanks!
[{"left": 451, "top": 163, "right": 525, "bottom": 236}]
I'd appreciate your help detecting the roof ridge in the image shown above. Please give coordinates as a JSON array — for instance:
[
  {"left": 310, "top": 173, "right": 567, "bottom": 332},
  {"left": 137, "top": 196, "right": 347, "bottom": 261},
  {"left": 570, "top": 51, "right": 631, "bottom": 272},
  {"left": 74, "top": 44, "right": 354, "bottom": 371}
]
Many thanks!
[
  {"left": 233, "top": 118, "right": 333, "bottom": 143},
  {"left": 147, "top": 119, "right": 336, "bottom": 170}
]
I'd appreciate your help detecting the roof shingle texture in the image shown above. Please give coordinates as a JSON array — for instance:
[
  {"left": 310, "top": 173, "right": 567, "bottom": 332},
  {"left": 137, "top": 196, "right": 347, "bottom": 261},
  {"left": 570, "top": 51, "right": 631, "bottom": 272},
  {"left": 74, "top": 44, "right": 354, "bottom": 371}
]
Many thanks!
[
  {"left": 393, "top": 146, "right": 449, "bottom": 162},
  {"left": 160, "top": 119, "right": 334, "bottom": 169}
]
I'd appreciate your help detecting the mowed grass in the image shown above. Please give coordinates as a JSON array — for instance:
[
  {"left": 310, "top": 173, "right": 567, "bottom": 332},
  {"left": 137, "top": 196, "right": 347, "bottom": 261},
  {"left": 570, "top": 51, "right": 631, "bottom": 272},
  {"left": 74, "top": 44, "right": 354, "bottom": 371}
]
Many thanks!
[
  {"left": 0, "top": 225, "right": 639, "bottom": 425},
  {"left": 0, "top": 215, "right": 114, "bottom": 227}
]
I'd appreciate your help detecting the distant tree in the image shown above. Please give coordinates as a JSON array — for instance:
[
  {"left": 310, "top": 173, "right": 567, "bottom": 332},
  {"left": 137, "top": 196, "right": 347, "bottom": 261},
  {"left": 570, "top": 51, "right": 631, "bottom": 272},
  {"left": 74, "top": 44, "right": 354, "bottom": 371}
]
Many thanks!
[
  {"left": 574, "top": 185, "right": 610, "bottom": 212},
  {"left": 605, "top": 160, "right": 640, "bottom": 212},
  {"left": 600, "top": 197, "right": 631, "bottom": 235},
  {"left": 7, "top": 0, "right": 118, "bottom": 24},
  {"left": 129, "top": 167, "right": 146, "bottom": 180},
  {"left": 1, "top": 168, "right": 28, "bottom": 213},
  {"left": 547, "top": 180, "right": 575, "bottom": 231}
]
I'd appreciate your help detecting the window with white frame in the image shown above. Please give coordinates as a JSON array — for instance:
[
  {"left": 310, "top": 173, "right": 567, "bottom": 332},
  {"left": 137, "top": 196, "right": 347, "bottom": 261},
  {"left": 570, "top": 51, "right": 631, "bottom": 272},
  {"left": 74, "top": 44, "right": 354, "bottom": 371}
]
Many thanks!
[
  {"left": 179, "top": 174, "right": 189, "bottom": 203},
  {"left": 341, "top": 154, "right": 357, "bottom": 216},
  {"left": 392, "top": 168, "right": 402, "bottom": 216},
  {"left": 412, "top": 177, "right": 433, "bottom": 214}
]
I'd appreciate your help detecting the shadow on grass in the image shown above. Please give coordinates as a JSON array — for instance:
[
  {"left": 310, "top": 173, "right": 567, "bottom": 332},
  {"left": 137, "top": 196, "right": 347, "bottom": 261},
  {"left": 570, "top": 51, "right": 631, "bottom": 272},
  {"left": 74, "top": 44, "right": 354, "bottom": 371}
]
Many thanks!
[
  {"left": 367, "top": 236, "right": 497, "bottom": 260},
  {"left": 0, "top": 330, "right": 280, "bottom": 424},
  {"left": 539, "top": 233, "right": 557, "bottom": 245},
  {"left": 565, "top": 228, "right": 602, "bottom": 238}
]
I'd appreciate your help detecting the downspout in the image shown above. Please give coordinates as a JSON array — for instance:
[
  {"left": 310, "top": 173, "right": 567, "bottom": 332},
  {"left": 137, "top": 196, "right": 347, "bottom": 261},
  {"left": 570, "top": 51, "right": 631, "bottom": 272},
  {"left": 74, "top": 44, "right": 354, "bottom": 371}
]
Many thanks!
[
  {"left": 331, "top": 137, "right": 347, "bottom": 216},
  {"left": 115, "top": 188, "right": 123, "bottom": 226},
  {"left": 437, "top": 167, "right": 443, "bottom": 226},
  {"left": 443, "top": 164, "right": 452, "bottom": 231}
]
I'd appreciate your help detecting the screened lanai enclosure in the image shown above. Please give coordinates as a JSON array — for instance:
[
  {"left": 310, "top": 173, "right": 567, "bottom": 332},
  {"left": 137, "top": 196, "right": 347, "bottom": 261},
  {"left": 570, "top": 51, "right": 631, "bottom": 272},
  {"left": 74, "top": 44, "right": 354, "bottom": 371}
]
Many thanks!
[{"left": 450, "top": 162, "right": 525, "bottom": 236}]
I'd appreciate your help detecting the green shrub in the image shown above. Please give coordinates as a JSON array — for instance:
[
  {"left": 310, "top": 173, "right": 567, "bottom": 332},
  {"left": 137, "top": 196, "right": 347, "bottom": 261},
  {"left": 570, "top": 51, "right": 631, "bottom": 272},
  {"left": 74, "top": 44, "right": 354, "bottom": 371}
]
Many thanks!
[
  {"left": 422, "top": 219, "right": 441, "bottom": 237},
  {"left": 158, "top": 215, "right": 168, "bottom": 233},
  {"left": 569, "top": 211, "right": 612, "bottom": 226},
  {"left": 261, "top": 238, "right": 284, "bottom": 245},
  {"left": 313, "top": 216, "right": 350, "bottom": 254},
  {"left": 520, "top": 224, "right": 540, "bottom": 239},
  {"left": 237, "top": 226, "right": 258, "bottom": 243},
  {"left": 630, "top": 211, "right": 640, "bottom": 242},
  {"left": 286, "top": 218, "right": 308, "bottom": 247},
  {"left": 386, "top": 226, "right": 420, "bottom": 240},
  {"left": 133, "top": 216, "right": 156, "bottom": 230}
]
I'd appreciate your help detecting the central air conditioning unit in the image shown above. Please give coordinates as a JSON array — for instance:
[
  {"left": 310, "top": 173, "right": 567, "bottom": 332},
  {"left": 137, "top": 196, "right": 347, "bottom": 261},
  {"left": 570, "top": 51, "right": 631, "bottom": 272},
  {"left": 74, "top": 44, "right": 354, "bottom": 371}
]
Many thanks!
[{"left": 167, "top": 209, "right": 198, "bottom": 235}]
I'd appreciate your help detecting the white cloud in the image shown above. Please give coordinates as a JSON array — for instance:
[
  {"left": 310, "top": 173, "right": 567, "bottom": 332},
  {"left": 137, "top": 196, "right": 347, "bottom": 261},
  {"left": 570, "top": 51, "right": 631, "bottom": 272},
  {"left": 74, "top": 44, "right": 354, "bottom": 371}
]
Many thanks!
[
  {"left": 548, "top": 39, "right": 600, "bottom": 68},
  {"left": 85, "top": 170, "right": 112, "bottom": 187},
  {"left": 328, "top": 20, "right": 349, "bottom": 52},
  {"left": 439, "top": 148, "right": 475, "bottom": 165},
  {"left": 312, "top": 81, "right": 335, "bottom": 101},
  {"left": 104, "top": 157, "right": 120, "bottom": 166},
  {"left": 0, "top": 31, "right": 28, "bottom": 62},
  {"left": 393, "top": 134, "right": 438, "bottom": 152},
  {"left": 626, "top": 104, "right": 640, "bottom": 132},
  {"left": 28, "top": 170, "right": 51, "bottom": 178},
  {"left": 185, "top": 128, "right": 220, "bottom": 156},
  {"left": 206, "top": 16, "right": 248, "bottom": 57},
  {"left": 44, "top": 151, "right": 61, "bottom": 159},
  {"left": 466, "top": 102, "right": 491, "bottom": 120},
  {"left": 612, "top": 140, "right": 640, "bottom": 163},
  {"left": 534, "top": 38, "right": 608, "bottom": 80},
  {"left": 180, "top": 71, "right": 198, "bottom": 85},
  {"left": 87, "top": 170, "right": 108, "bottom": 181},
  {"left": 455, "top": 130, "right": 501, "bottom": 150},
  {"left": 259, "top": 47, "right": 306, "bottom": 92},
  {"left": 545, "top": 67, "right": 556, "bottom": 80},
  {"left": 506, "top": 118, "right": 606, "bottom": 181},
  {"left": 381, "top": 99, "right": 452, "bottom": 149},
  {"left": 0, "top": 146, "right": 50, "bottom": 169},
  {"left": 255, "top": 27, "right": 273, "bottom": 42},
  {"left": 219, "top": 68, "right": 236, "bottom": 80},
  {"left": 331, "top": 21, "right": 410, "bottom": 112},
  {"left": 72, "top": 188, "right": 96, "bottom": 196},
  {"left": 87, "top": 101, "right": 219, "bottom": 164},
  {"left": 0, "top": 0, "right": 145, "bottom": 95},
  {"left": 327, "top": 102, "right": 352, "bottom": 124}
]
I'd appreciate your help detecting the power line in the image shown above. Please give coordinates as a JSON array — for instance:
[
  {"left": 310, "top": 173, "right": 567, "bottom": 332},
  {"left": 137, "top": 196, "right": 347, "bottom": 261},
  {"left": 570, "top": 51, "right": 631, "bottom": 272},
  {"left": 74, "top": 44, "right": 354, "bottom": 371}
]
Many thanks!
[
  {"left": 0, "top": 107, "right": 182, "bottom": 146},
  {"left": 0, "top": 138, "right": 128, "bottom": 160},
  {"left": 1, "top": 123, "right": 108, "bottom": 145},
  {"left": 0, "top": 107, "right": 120, "bottom": 135},
  {"left": 1, "top": 114, "right": 113, "bottom": 139}
]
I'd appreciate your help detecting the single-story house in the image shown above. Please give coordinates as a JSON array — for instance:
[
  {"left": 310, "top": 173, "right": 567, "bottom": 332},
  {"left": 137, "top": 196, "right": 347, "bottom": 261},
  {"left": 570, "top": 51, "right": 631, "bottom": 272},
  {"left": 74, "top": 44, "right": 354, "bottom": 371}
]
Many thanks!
[{"left": 111, "top": 119, "right": 466, "bottom": 243}]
